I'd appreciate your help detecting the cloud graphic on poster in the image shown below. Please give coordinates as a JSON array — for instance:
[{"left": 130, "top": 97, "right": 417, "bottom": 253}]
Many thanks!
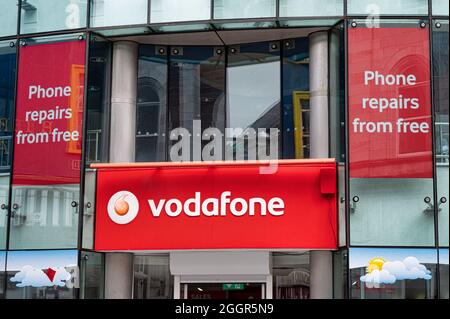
[
  {"left": 360, "top": 256, "right": 432, "bottom": 288},
  {"left": 10, "top": 265, "right": 71, "bottom": 288}
]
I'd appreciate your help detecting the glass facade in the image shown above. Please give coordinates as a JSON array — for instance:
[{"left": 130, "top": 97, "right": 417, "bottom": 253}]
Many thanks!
[
  {"left": 20, "top": 0, "right": 87, "bottom": 34},
  {"left": 150, "top": 0, "right": 211, "bottom": 23},
  {"left": 0, "top": 1, "right": 18, "bottom": 37},
  {"left": 0, "top": 0, "right": 448, "bottom": 301},
  {"left": 90, "top": 0, "right": 148, "bottom": 27}
]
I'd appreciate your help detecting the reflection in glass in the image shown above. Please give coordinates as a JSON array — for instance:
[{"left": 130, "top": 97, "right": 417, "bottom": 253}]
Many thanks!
[
  {"left": 282, "top": 38, "right": 309, "bottom": 159},
  {"left": 168, "top": 46, "right": 225, "bottom": 161},
  {"left": 347, "top": 0, "right": 428, "bottom": 15},
  {"left": 227, "top": 42, "right": 281, "bottom": 160},
  {"left": 20, "top": 0, "right": 87, "bottom": 34},
  {"left": 86, "top": 35, "right": 111, "bottom": 165},
  {"left": 279, "top": 0, "right": 343, "bottom": 17},
  {"left": 6, "top": 250, "right": 78, "bottom": 299},
  {"left": 136, "top": 45, "right": 167, "bottom": 162},
  {"left": 214, "top": 0, "right": 276, "bottom": 19},
  {"left": 349, "top": 248, "right": 437, "bottom": 299},
  {"left": 0, "top": 0, "right": 18, "bottom": 37},
  {"left": 80, "top": 251, "right": 104, "bottom": 299},
  {"left": 433, "top": 21, "right": 449, "bottom": 246},
  {"left": 90, "top": 0, "right": 147, "bottom": 27},
  {"left": 0, "top": 41, "right": 16, "bottom": 249},
  {"left": 333, "top": 249, "right": 348, "bottom": 299},
  {"left": 133, "top": 255, "right": 172, "bottom": 299},
  {"left": 150, "top": 0, "right": 210, "bottom": 23},
  {"left": 272, "top": 252, "right": 310, "bottom": 299}
]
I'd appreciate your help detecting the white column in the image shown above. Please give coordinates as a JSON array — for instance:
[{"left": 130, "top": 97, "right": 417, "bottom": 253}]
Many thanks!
[
  {"left": 265, "top": 274, "right": 273, "bottom": 299},
  {"left": 173, "top": 275, "right": 181, "bottom": 299},
  {"left": 309, "top": 31, "right": 329, "bottom": 158},
  {"left": 104, "top": 253, "right": 134, "bottom": 299},
  {"left": 104, "top": 41, "right": 138, "bottom": 299},
  {"left": 309, "top": 31, "right": 333, "bottom": 299},
  {"left": 310, "top": 250, "right": 333, "bottom": 299},
  {"left": 109, "top": 41, "right": 138, "bottom": 163}
]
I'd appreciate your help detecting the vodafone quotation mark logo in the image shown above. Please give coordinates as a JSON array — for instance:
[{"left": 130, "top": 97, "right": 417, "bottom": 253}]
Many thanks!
[{"left": 107, "top": 191, "right": 139, "bottom": 224}]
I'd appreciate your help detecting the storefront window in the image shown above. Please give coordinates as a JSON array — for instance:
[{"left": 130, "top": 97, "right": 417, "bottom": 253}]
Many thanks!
[
  {"left": 347, "top": 0, "right": 428, "bottom": 16},
  {"left": 439, "top": 249, "right": 449, "bottom": 298},
  {"left": 133, "top": 255, "right": 172, "bottom": 299},
  {"left": 0, "top": 40, "right": 16, "bottom": 250},
  {"left": 9, "top": 35, "right": 86, "bottom": 249},
  {"left": 227, "top": 41, "right": 281, "bottom": 160},
  {"left": 150, "top": 0, "right": 210, "bottom": 23},
  {"left": 279, "top": 0, "right": 343, "bottom": 17},
  {"left": 6, "top": 250, "right": 78, "bottom": 299},
  {"left": 136, "top": 45, "right": 167, "bottom": 162},
  {"left": 333, "top": 249, "right": 348, "bottom": 299},
  {"left": 80, "top": 251, "right": 104, "bottom": 299},
  {"left": 272, "top": 252, "right": 310, "bottom": 299},
  {"left": 20, "top": 0, "right": 87, "bottom": 34},
  {"left": 168, "top": 46, "right": 225, "bottom": 161},
  {"left": 433, "top": 20, "right": 449, "bottom": 247},
  {"left": 0, "top": 0, "right": 18, "bottom": 37},
  {"left": 214, "top": 0, "right": 276, "bottom": 20},
  {"left": 433, "top": 0, "right": 450, "bottom": 16},
  {"left": 348, "top": 22, "right": 435, "bottom": 246},
  {"left": 90, "top": 0, "right": 148, "bottom": 27},
  {"left": 281, "top": 38, "right": 309, "bottom": 159},
  {"left": 349, "top": 248, "right": 438, "bottom": 299}
]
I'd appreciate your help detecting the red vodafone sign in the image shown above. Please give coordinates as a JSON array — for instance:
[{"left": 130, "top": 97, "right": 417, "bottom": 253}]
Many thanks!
[
  {"left": 93, "top": 160, "right": 337, "bottom": 251},
  {"left": 348, "top": 27, "right": 432, "bottom": 178}
]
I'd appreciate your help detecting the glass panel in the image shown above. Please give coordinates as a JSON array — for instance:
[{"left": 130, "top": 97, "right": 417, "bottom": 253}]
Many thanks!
[
  {"left": 150, "top": 0, "right": 210, "bottom": 23},
  {"left": 214, "top": 0, "right": 276, "bottom": 19},
  {"left": 0, "top": 0, "right": 18, "bottom": 37},
  {"left": 168, "top": 46, "right": 225, "bottom": 162},
  {"left": 439, "top": 249, "right": 449, "bottom": 298},
  {"left": 433, "top": 20, "right": 449, "bottom": 247},
  {"left": 0, "top": 41, "right": 16, "bottom": 250},
  {"left": 6, "top": 250, "right": 78, "bottom": 299},
  {"left": 10, "top": 36, "right": 86, "bottom": 249},
  {"left": 273, "top": 252, "right": 310, "bottom": 299},
  {"left": 95, "top": 27, "right": 151, "bottom": 37},
  {"left": 90, "top": 0, "right": 148, "bottom": 27},
  {"left": 136, "top": 45, "right": 167, "bottom": 162},
  {"left": 348, "top": 23, "right": 434, "bottom": 246},
  {"left": 86, "top": 35, "right": 111, "bottom": 165},
  {"left": 133, "top": 255, "right": 172, "bottom": 299},
  {"left": 281, "top": 38, "right": 309, "bottom": 159},
  {"left": 333, "top": 249, "right": 348, "bottom": 299},
  {"left": 20, "top": 0, "right": 87, "bottom": 34},
  {"left": 279, "top": 0, "right": 343, "bottom": 17},
  {"left": 226, "top": 41, "right": 281, "bottom": 160},
  {"left": 80, "top": 251, "right": 104, "bottom": 299},
  {"left": 0, "top": 251, "right": 5, "bottom": 298},
  {"left": 433, "top": 0, "right": 450, "bottom": 16},
  {"left": 349, "top": 248, "right": 438, "bottom": 299},
  {"left": 214, "top": 21, "right": 276, "bottom": 30},
  {"left": 347, "top": 0, "right": 428, "bottom": 16},
  {"left": 151, "top": 24, "right": 212, "bottom": 33}
]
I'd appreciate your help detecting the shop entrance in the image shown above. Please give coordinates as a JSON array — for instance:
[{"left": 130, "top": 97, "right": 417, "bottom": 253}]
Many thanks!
[{"left": 180, "top": 282, "right": 265, "bottom": 299}]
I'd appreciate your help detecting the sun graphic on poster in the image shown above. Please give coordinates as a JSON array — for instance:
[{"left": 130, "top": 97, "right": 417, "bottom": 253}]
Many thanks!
[{"left": 366, "top": 257, "right": 385, "bottom": 273}]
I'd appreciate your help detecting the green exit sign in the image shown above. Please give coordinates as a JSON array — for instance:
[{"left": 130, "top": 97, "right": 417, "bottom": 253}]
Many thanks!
[{"left": 222, "top": 283, "right": 245, "bottom": 290}]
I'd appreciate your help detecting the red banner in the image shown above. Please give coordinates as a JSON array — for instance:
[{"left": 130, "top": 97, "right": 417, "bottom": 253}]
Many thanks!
[
  {"left": 93, "top": 160, "right": 338, "bottom": 251},
  {"left": 13, "top": 40, "right": 86, "bottom": 185},
  {"left": 348, "top": 27, "right": 432, "bottom": 178}
]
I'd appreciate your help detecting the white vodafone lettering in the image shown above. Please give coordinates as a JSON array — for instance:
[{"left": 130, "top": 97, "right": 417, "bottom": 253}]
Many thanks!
[{"left": 147, "top": 191, "right": 285, "bottom": 217}]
